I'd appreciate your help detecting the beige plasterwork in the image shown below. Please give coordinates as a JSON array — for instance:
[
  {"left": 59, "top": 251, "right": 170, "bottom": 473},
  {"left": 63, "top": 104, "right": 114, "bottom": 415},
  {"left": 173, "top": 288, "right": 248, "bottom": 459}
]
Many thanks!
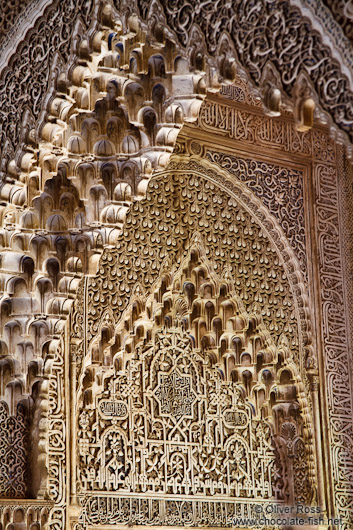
[
  {"left": 70, "top": 159, "right": 316, "bottom": 528},
  {"left": 0, "top": 9, "right": 351, "bottom": 530}
]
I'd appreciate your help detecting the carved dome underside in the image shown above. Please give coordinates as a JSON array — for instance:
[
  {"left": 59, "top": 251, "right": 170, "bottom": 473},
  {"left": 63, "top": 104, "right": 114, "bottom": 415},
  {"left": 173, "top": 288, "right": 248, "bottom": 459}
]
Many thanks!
[{"left": 1, "top": 0, "right": 353, "bottom": 175}]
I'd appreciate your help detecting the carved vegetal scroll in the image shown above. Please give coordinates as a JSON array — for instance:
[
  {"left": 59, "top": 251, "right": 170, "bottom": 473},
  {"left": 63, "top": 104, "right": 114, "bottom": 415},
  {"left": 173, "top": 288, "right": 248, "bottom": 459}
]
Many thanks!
[
  {"left": 206, "top": 151, "right": 307, "bottom": 279},
  {"left": 187, "top": 87, "right": 353, "bottom": 527},
  {"left": 0, "top": 2, "right": 351, "bottom": 521},
  {"left": 1, "top": 0, "right": 353, "bottom": 178},
  {"left": 0, "top": 402, "right": 28, "bottom": 498},
  {"left": 137, "top": 0, "right": 353, "bottom": 142}
]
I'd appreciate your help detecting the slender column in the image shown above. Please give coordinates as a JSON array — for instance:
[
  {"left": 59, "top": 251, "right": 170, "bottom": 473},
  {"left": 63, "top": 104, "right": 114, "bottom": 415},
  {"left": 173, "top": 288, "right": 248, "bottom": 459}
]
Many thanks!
[
  {"left": 69, "top": 342, "right": 79, "bottom": 507},
  {"left": 309, "top": 373, "right": 326, "bottom": 514}
]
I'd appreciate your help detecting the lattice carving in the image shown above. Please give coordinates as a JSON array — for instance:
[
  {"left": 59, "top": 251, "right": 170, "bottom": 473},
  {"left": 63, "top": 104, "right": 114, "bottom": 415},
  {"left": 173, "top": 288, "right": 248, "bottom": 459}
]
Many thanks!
[
  {"left": 76, "top": 249, "right": 314, "bottom": 527},
  {"left": 0, "top": 402, "right": 28, "bottom": 498},
  {"left": 68, "top": 117, "right": 353, "bottom": 528}
]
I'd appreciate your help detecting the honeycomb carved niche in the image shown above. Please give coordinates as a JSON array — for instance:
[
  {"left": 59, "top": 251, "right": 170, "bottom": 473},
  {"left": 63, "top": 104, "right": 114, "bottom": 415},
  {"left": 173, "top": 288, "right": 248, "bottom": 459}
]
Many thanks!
[
  {"left": 65, "top": 161, "right": 317, "bottom": 528},
  {"left": 77, "top": 251, "right": 314, "bottom": 527},
  {"left": 0, "top": 0, "right": 352, "bottom": 526}
]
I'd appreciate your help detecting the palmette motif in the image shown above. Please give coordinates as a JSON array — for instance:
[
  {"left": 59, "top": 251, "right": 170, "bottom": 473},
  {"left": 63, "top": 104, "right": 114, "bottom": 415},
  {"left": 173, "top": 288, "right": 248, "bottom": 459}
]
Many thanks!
[
  {"left": 67, "top": 146, "right": 353, "bottom": 529},
  {"left": 71, "top": 160, "right": 316, "bottom": 528},
  {"left": 82, "top": 164, "right": 307, "bottom": 376}
]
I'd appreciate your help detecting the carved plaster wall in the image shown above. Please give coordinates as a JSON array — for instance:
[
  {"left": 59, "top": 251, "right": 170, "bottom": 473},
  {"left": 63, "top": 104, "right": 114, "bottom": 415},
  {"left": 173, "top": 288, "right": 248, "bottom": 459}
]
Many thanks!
[
  {"left": 0, "top": 14, "right": 206, "bottom": 502},
  {"left": 1, "top": 0, "right": 353, "bottom": 173},
  {"left": 0, "top": 2, "right": 353, "bottom": 530},
  {"left": 68, "top": 156, "right": 317, "bottom": 527}
]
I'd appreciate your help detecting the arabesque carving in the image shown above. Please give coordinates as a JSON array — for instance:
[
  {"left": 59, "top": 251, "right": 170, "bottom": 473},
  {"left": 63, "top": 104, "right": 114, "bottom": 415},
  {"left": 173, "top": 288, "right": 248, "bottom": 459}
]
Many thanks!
[
  {"left": 76, "top": 248, "right": 314, "bottom": 527},
  {"left": 0, "top": 0, "right": 32, "bottom": 43},
  {"left": 314, "top": 159, "right": 353, "bottom": 528},
  {"left": 206, "top": 152, "right": 307, "bottom": 279},
  {"left": 321, "top": 0, "right": 353, "bottom": 42},
  {"left": 0, "top": 11, "right": 206, "bottom": 508},
  {"left": 1, "top": 0, "right": 353, "bottom": 174},
  {"left": 137, "top": 0, "right": 353, "bottom": 142},
  {"left": 80, "top": 160, "right": 308, "bottom": 368},
  {"left": 0, "top": 3, "right": 352, "bottom": 526},
  {"left": 0, "top": 402, "right": 28, "bottom": 498}
]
